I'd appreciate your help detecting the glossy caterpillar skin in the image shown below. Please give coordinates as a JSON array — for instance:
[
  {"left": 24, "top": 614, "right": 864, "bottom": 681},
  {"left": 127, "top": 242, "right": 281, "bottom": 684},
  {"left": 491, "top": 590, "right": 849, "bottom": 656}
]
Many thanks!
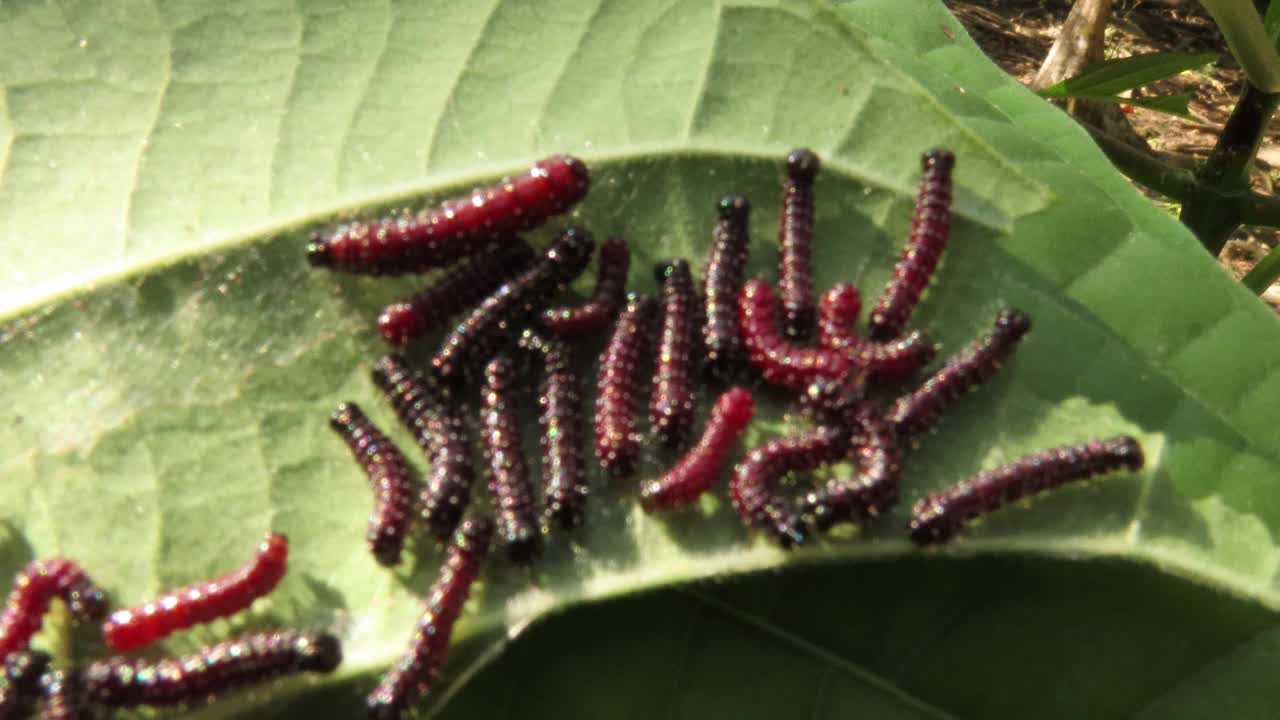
[
  {"left": 650, "top": 259, "right": 698, "bottom": 448},
  {"left": 816, "top": 282, "right": 862, "bottom": 353},
  {"left": 377, "top": 239, "right": 536, "bottom": 346},
  {"left": 306, "top": 155, "right": 589, "bottom": 275},
  {"left": 0, "top": 559, "right": 106, "bottom": 658},
  {"left": 800, "top": 403, "right": 901, "bottom": 531},
  {"left": 329, "top": 402, "right": 419, "bottom": 567},
  {"left": 40, "top": 669, "right": 94, "bottom": 720},
  {"left": 888, "top": 308, "right": 1031, "bottom": 437},
  {"left": 799, "top": 375, "right": 867, "bottom": 427},
  {"left": 595, "top": 293, "right": 658, "bottom": 476},
  {"left": 737, "top": 278, "right": 850, "bottom": 390},
  {"left": 367, "top": 518, "right": 492, "bottom": 720},
  {"left": 542, "top": 236, "right": 631, "bottom": 338},
  {"left": 431, "top": 227, "right": 595, "bottom": 384},
  {"left": 521, "top": 331, "right": 588, "bottom": 531},
  {"left": 101, "top": 532, "right": 288, "bottom": 652},
  {"left": 0, "top": 650, "right": 49, "bottom": 720},
  {"left": 817, "top": 282, "right": 936, "bottom": 383},
  {"left": 641, "top": 387, "right": 754, "bottom": 512},
  {"left": 480, "top": 355, "right": 541, "bottom": 564},
  {"left": 869, "top": 149, "right": 955, "bottom": 340},
  {"left": 84, "top": 631, "right": 341, "bottom": 708},
  {"left": 729, "top": 426, "right": 850, "bottom": 548},
  {"left": 909, "top": 436, "right": 1144, "bottom": 545},
  {"left": 778, "top": 149, "right": 820, "bottom": 340},
  {"left": 702, "top": 195, "right": 751, "bottom": 380},
  {"left": 371, "top": 354, "right": 444, "bottom": 456}
]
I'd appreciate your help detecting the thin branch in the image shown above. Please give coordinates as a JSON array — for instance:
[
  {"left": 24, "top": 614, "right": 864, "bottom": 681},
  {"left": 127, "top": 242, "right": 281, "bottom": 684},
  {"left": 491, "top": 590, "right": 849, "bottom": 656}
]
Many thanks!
[
  {"left": 1238, "top": 188, "right": 1280, "bottom": 225},
  {"left": 1085, "top": 124, "right": 1202, "bottom": 200}
]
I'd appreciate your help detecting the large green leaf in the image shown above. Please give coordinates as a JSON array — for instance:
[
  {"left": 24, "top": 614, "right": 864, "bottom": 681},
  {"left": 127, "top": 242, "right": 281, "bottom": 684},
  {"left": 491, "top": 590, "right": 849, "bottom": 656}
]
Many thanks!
[{"left": 2, "top": 1, "right": 1278, "bottom": 718}]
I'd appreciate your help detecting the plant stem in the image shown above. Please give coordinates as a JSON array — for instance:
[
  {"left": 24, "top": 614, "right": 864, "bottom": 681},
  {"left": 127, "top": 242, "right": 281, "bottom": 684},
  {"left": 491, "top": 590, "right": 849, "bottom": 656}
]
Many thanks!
[
  {"left": 1085, "top": 125, "right": 1201, "bottom": 200},
  {"left": 1200, "top": 0, "right": 1280, "bottom": 91},
  {"left": 1242, "top": 244, "right": 1280, "bottom": 293}
]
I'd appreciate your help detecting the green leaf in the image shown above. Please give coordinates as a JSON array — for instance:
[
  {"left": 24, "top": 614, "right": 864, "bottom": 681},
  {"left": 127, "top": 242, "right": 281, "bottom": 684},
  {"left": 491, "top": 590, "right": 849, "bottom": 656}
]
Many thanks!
[
  {"left": 1035, "top": 51, "right": 1217, "bottom": 99},
  {"left": 2, "top": 1, "right": 1279, "bottom": 719}
]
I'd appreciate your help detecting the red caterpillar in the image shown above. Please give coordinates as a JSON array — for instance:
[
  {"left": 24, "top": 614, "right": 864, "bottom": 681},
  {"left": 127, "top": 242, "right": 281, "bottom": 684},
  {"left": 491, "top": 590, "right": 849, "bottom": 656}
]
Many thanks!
[
  {"left": 84, "top": 631, "right": 341, "bottom": 708},
  {"left": 817, "top": 283, "right": 936, "bottom": 382},
  {"left": 800, "top": 403, "right": 901, "bottom": 531},
  {"left": 480, "top": 355, "right": 541, "bottom": 563},
  {"left": 541, "top": 235, "right": 631, "bottom": 338},
  {"left": 729, "top": 426, "right": 850, "bottom": 548},
  {"left": 521, "top": 331, "right": 588, "bottom": 531},
  {"left": 817, "top": 282, "right": 862, "bottom": 352},
  {"left": 377, "top": 239, "right": 536, "bottom": 346},
  {"left": 650, "top": 259, "right": 697, "bottom": 448},
  {"left": 306, "top": 155, "right": 589, "bottom": 275},
  {"left": 869, "top": 149, "right": 955, "bottom": 340},
  {"left": 40, "top": 668, "right": 94, "bottom": 720},
  {"left": 328, "top": 402, "right": 419, "bottom": 567},
  {"left": 702, "top": 195, "right": 751, "bottom": 379},
  {"left": 367, "top": 517, "right": 492, "bottom": 720},
  {"left": 641, "top": 387, "right": 754, "bottom": 511},
  {"left": 595, "top": 293, "right": 658, "bottom": 476},
  {"left": 0, "top": 650, "right": 49, "bottom": 720},
  {"left": 101, "top": 532, "right": 288, "bottom": 652},
  {"left": 778, "top": 149, "right": 820, "bottom": 340},
  {"left": 909, "top": 436, "right": 1144, "bottom": 545},
  {"left": 0, "top": 559, "right": 106, "bottom": 658},
  {"left": 431, "top": 227, "right": 595, "bottom": 384},
  {"left": 737, "top": 278, "right": 850, "bottom": 390},
  {"left": 888, "top": 308, "right": 1031, "bottom": 436}
]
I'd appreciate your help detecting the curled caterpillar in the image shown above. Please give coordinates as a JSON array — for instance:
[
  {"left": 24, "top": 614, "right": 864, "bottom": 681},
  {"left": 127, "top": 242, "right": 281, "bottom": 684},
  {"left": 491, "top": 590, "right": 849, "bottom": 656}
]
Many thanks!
[
  {"left": 852, "top": 330, "right": 937, "bottom": 384},
  {"left": 888, "top": 308, "right": 1031, "bottom": 436},
  {"left": 703, "top": 195, "right": 751, "bottom": 379},
  {"left": 0, "top": 559, "right": 106, "bottom": 658},
  {"left": 481, "top": 355, "right": 541, "bottom": 564},
  {"left": 307, "top": 155, "right": 589, "bottom": 275},
  {"left": 641, "top": 387, "right": 754, "bottom": 512},
  {"left": 367, "top": 517, "right": 492, "bottom": 720},
  {"left": 801, "top": 403, "right": 901, "bottom": 531},
  {"left": 778, "top": 149, "right": 820, "bottom": 340},
  {"left": 869, "top": 149, "right": 955, "bottom": 340},
  {"left": 329, "top": 402, "right": 419, "bottom": 567},
  {"left": 40, "top": 668, "right": 94, "bottom": 720},
  {"left": 595, "top": 293, "right": 658, "bottom": 476},
  {"left": 541, "top": 236, "right": 631, "bottom": 338},
  {"left": 737, "top": 278, "right": 850, "bottom": 390},
  {"left": 816, "top": 282, "right": 862, "bottom": 352},
  {"left": 521, "top": 331, "right": 588, "bottom": 531},
  {"left": 650, "top": 259, "right": 698, "bottom": 448},
  {"left": 85, "top": 631, "right": 341, "bottom": 708},
  {"left": 431, "top": 227, "right": 595, "bottom": 384},
  {"left": 0, "top": 650, "right": 49, "bottom": 720},
  {"left": 909, "top": 436, "right": 1144, "bottom": 545},
  {"left": 102, "top": 532, "right": 288, "bottom": 652},
  {"left": 729, "top": 426, "right": 850, "bottom": 548},
  {"left": 377, "top": 239, "right": 537, "bottom": 346}
]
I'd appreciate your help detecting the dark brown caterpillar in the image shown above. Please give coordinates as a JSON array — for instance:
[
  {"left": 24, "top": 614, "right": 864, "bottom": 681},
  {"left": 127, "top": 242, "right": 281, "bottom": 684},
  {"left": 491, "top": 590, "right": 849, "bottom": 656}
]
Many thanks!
[
  {"left": 909, "top": 436, "right": 1144, "bottom": 545},
  {"left": 800, "top": 402, "right": 901, "bottom": 531},
  {"left": 431, "top": 227, "right": 595, "bottom": 384},
  {"left": 377, "top": 239, "right": 536, "bottom": 346},
  {"left": 0, "top": 560, "right": 106, "bottom": 658},
  {"left": 541, "top": 236, "right": 631, "bottom": 338},
  {"left": 888, "top": 308, "right": 1031, "bottom": 436},
  {"left": 650, "top": 259, "right": 697, "bottom": 448},
  {"left": 703, "top": 195, "right": 751, "bottom": 379},
  {"left": 0, "top": 650, "right": 49, "bottom": 720},
  {"left": 869, "top": 149, "right": 955, "bottom": 340},
  {"left": 328, "top": 402, "right": 419, "bottom": 567},
  {"left": 852, "top": 330, "right": 937, "bottom": 384},
  {"left": 777, "top": 149, "right": 820, "bottom": 340},
  {"left": 371, "top": 354, "right": 444, "bottom": 455},
  {"left": 307, "top": 155, "right": 588, "bottom": 275},
  {"left": 738, "top": 278, "right": 850, "bottom": 390},
  {"left": 40, "top": 669, "right": 95, "bottom": 720},
  {"left": 521, "top": 331, "right": 588, "bottom": 531},
  {"left": 366, "top": 518, "right": 492, "bottom": 720},
  {"left": 729, "top": 426, "right": 850, "bottom": 548},
  {"left": 595, "top": 293, "right": 658, "bottom": 476},
  {"left": 641, "top": 387, "right": 754, "bottom": 512},
  {"left": 480, "top": 355, "right": 541, "bottom": 563}
]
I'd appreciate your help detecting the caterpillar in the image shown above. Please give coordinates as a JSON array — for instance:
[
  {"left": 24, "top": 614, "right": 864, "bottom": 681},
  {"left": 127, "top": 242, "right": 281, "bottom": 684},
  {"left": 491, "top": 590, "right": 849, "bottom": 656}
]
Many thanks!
[
  {"left": 852, "top": 330, "right": 937, "bottom": 384},
  {"left": 868, "top": 149, "right": 955, "bottom": 340},
  {"left": 816, "top": 282, "right": 862, "bottom": 353},
  {"left": 909, "top": 436, "right": 1145, "bottom": 545},
  {"left": 595, "top": 293, "right": 658, "bottom": 476},
  {"left": 366, "top": 517, "right": 492, "bottom": 720},
  {"left": 0, "top": 650, "right": 49, "bottom": 720},
  {"left": 641, "top": 387, "right": 754, "bottom": 512},
  {"left": 729, "top": 426, "right": 850, "bottom": 548},
  {"left": 480, "top": 355, "right": 541, "bottom": 564},
  {"left": 431, "top": 227, "right": 595, "bottom": 384},
  {"left": 541, "top": 236, "right": 631, "bottom": 338},
  {"left": 40, "top": 669, "right": 94, "bottom": 720},
  {"left": 371, "top": 354, "right": 444, "bottom": 455},
  {"left": 888, "top": 308, "right": 1031, "bottom": 436},
  {"left": 101, "top": 532, "right": 288, "bottom": 652},
  {"left": 520, "top": 331, "right": 588, "bottom": 531},
  {"left": 329, "top": 402, "right": 419, "bottom": 567},
  {"left": 306, "top": 155, "right": 589, "bottom": 275},
  {"left": 800, "top": 403, "right": 902, "bottom": 531},
  {"left": 702, "top": 195, "right": 751, "bottom": 380},
  {"left": 777, "top": 149, "right": 820, "bottom": 340},
  {"left": 737, "top": 278, "right": 850, "bottom": 390},
  {"left": 650, "top": 259, "right": 697, "bottom": 448},
  {"left": 84, "top": 631, "right": 341, "bottom": 708},
  {"left": 799, "top": 375, "right": 867, "bottom": 427},
  {"left": 377, "top": 239, "right": 537, "bottom": 346},
  {"left": 0, "top": 559, "right": 106, "bottom": 658}
]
